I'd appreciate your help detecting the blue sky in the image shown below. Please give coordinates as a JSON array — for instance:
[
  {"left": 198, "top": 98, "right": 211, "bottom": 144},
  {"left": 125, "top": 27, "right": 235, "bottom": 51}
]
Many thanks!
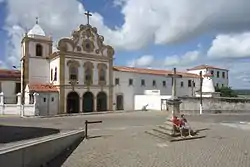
[{"left": 0, "top": 0, "right": 250, "bottom": 88}]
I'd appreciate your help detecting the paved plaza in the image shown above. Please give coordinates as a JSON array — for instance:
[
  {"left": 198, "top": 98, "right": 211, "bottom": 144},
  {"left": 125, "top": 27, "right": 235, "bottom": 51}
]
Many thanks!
[{"left": 1, "top": 111, "right": 250, "bottom": 167}]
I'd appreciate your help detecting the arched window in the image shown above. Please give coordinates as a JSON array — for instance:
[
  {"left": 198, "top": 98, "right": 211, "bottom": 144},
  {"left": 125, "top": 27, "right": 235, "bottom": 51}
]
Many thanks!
[
  {"left": 50, "top": 69, "right": 53, "bottom": 81},
  {"left": 85, "top": 68, "right": 92, "bottom": 83},
  {"left": 36, "top": 44, "right": 43, "bottom": 56},
  {"left": 69, "top": 66, "right": 78, "bottom": 80},
  {"left": 54, "top": 67, "right": 57, "bottom": 81},
  {"left": 99, "top": 68, "right": 106, "bottom": 82}
]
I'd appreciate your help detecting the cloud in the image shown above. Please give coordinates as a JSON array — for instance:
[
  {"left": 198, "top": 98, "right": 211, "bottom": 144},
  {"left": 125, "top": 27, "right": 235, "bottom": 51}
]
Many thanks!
[
  {"left": 164, "top": 50, "right": 200, "bottom": 66},
  {"left": 127, "top": 55, "right": 154, "bottom": 67},
  {"left": 4, "top": 0, "right": 250, "bottom": 66},
  {"left": 2, "top": 0, "right": 250, "bottom": 88},
  {"left": 207, "top": 32, "right": 250, "bottom": 59}
]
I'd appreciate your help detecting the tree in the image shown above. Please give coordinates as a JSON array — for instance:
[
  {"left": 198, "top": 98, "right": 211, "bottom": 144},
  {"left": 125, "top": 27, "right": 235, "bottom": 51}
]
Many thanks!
[{"left": 215, "top": 86, "right": 238, "bottom": 97}]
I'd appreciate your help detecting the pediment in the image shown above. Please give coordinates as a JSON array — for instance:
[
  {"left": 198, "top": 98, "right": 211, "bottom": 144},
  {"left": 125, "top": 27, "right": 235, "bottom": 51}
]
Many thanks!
[{"left": 57, "top": 24, "right": 114, "bottom": 58}]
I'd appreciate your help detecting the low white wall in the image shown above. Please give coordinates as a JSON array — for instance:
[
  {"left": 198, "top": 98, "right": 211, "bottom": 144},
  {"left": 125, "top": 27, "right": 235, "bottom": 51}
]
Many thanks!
[
  {"left": 134, "top": 95, "right": 171, "bottom": 110},
  {"left": 0, "top": 104, "right": 36, "bottom": 116},
  {"left": 0, "top": 129, "right": 85, "bottom": 167}
]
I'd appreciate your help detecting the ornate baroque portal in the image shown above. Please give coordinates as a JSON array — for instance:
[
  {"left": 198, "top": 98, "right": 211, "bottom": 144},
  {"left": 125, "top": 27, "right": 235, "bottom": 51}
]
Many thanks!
[{"left": 56, "top": 24, "right": 115, "bottom": 113}]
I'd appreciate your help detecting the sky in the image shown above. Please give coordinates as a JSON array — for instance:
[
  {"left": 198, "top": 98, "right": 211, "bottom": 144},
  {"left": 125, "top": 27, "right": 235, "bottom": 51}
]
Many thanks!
[{"left": 0, "top": 0, "right": 250, "bottom": 89}]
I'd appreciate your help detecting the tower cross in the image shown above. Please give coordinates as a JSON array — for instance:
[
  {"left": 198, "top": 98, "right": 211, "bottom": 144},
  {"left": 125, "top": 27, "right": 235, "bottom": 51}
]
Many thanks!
[
  {"left": 36, "top": 17, "right": 39, "bottom": 24},
  {"left": 84, "top": 11, "right": 92, "bottom": 25}
]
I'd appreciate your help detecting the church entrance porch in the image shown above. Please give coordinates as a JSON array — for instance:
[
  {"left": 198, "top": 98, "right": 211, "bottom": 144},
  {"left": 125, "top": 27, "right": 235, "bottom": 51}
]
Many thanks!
[
  {"left": 82, "top": 92, "right": 94, "bottom": 112},
  {"left": 116, "top": 94, "right": 124, "bottom": 110},
  {"left": 67, "top": 92, "right": 80, "bottom": 113},
  {"left": 96, "top": 92, "right": 107, "bottom": 111}
]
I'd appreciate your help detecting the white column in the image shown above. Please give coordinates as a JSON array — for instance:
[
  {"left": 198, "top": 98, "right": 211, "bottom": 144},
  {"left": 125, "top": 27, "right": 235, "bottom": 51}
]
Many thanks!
[
  {"left": 0, "top": 92, "right": 4, "bottom": 105},
  {"left": 17, "top": 93, "right": 22, "bottom": 105},
  {"left": 34, "top": 93, "right": 39, "bottom": 104}
]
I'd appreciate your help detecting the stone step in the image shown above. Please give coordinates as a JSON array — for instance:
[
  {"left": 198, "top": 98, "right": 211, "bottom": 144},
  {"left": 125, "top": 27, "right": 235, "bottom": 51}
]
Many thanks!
[
  {"left": 152, "top": 127, "right": 173, "bottom": 136},
  {"left": 145, "top": 130, "right": 171, "bottom": 140},
  {"left": 158, "top": 125, "right": 173, "bottom": 132}
]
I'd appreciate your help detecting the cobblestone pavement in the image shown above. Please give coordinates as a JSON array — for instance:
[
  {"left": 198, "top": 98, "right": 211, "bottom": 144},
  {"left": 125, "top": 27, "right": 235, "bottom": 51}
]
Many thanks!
[
  {"left": 1, "top": 111, "right": 250, "bottom": 166},
  {"left": 62, "top": 122, "right": 250, "bottom": 167}
]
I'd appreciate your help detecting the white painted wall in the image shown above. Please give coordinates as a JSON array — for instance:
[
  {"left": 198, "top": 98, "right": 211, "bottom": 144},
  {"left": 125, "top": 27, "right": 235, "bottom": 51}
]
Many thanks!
[
  {"left": 113, "top": 71, "right": 201, "bottom": 110},
  {"left": 1, "top": 81, "right": 19, "bottom": 104},
  {"left": 49, "top": 57, "right": 60, "bottom": 85},
  {"left": 27, "top": 40, "right": 51, "bottom": 84},
  {"left": 36, "top": 92, "right": 59, "bottom": 116},
  {"left": 28, "top": 59, "right": 50, "bottom": 84},
  {"left": 187, "top": 68, "right": 229, "bottom": 88},
  {"left": 134, "top": 95, "right": 172, "bottom": 111}
]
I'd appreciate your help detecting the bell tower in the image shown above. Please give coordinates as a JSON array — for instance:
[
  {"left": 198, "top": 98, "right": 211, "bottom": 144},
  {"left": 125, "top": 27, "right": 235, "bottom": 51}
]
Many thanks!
[{"left": 20, "top": 17, "right": 53, "bottom": 103}]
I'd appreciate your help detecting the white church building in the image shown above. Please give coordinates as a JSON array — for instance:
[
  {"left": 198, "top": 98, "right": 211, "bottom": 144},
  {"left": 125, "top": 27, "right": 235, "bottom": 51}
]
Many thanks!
[{"left": 0, "top": 19, "right": 229, "bottom": 116}]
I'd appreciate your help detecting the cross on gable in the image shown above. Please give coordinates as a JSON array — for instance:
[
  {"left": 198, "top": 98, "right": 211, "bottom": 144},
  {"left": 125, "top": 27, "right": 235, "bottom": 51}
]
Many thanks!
[
  {"left": 36, "top": 17, "right": 39, "bottom": 24},
  {"left": 84, "top": 11, "right": 92, "bottom": 25}
]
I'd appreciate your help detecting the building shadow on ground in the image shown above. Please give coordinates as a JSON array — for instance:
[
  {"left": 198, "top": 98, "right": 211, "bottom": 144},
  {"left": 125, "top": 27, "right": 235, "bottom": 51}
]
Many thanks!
[
  {"left": 0, "top": 125, "right": 60, "bottom": 143},
  {"left": 46, "top": 136, "right": 85, "bottom": 167}
]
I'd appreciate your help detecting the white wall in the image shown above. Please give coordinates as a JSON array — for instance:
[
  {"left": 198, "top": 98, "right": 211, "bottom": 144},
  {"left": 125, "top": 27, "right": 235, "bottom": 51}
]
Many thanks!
[
  {"left": 49, "top": 57, "right": 60, "bottom": 85},
  {"left": 28, "top": 59, "right": 50, "bottom": 84},
  {"left": 1, "top": 81, "right": 19, "bottom": 104},
  {"left": 187, "top": 68, "right": 229, "bottom": 88},
  {"left": 113, "top": 71, "right": 201, "bottom": 110},
  {"left": 27, "top": 39, "right": 51, "bottom": 84},
  {"left": 134, "top": 95, "right": 171, "bottom": 111},
  {"left": 36, "top": 92, "right": 59, "bottom": 116},
  {"left": 28, "top": 41, "right": 50, "bottom": 58}
]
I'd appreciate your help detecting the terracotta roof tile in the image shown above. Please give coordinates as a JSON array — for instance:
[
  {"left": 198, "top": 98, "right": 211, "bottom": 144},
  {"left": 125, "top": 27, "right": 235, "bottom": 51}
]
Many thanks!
[
  {"left": 0, "top": 69, "right": 21, "bottom": 80},
  {"left": 29, "top": 84, "right": 59, "bottom": 92},
  {"left": 187, "top": 64, "right": 228, "bottom": 71},
  {"left": 113, "top": 66, "right": 200, "bottom": 78}
]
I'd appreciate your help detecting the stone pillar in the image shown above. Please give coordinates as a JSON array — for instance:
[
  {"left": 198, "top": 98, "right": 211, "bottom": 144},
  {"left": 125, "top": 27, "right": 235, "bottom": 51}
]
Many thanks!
[
  {"left": 17, "top": 93, "right": 22, "bottom": 105},
  {"left": 34, "top": 93, "right": 39, "bottom": 104},
  {"left": 0, "top": 92, "right": 4, "bottom": 105},
  {"left": 166, "top": 98, "right": 182, "bottom": 119},
  {"left": 33, "top": 93, "right": 39, "bottom": 116},
  {"left": 79, "top": 96, "right": 83, "bottom": 113},
  {"left": 93, "top": 96, "right": 97, "bottom": 112}
]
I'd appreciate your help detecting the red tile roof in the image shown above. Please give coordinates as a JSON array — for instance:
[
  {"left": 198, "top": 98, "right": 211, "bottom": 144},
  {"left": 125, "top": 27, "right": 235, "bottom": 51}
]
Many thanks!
[
  {"left": 187, "top": 64, "right": 228, "bottom": 71},
  {"left": 0, "top": 69, "right": 21, "bottom": 80},
  {"left": 113, "top": 66, "right": 200, "bottom": 78},
  {"left": 29, "top": 84, "right": 59, "bottom": 92}
]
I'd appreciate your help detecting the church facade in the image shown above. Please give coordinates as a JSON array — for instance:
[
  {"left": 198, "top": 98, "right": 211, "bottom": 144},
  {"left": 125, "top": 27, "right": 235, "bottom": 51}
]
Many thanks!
[{"left": 0, "top": 20, "right": 229, "bottom": 116}]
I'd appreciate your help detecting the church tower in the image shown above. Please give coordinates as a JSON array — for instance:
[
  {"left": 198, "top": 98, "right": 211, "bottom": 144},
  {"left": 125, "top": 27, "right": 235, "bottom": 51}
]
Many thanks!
[{"left": 21, "top": 18, "right": 53, "bottom": 102}]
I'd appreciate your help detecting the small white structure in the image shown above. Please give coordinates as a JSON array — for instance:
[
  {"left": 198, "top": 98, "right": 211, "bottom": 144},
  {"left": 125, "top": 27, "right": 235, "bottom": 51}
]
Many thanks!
[
  {"left": 134, "top": 95, "right": 172, "bottom": 111},
  {"left": 195, "top": 73, "right": 220, "bottom": 97}
]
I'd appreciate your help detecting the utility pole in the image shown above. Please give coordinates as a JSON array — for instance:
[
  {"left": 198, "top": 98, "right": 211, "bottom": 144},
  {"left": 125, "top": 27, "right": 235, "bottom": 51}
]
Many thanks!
[
  {"left": 199, "top": 71, "right": 203, "bottom": 114},
  {"left": 191, "top": 79, "right": 194, "bottom": 97}
]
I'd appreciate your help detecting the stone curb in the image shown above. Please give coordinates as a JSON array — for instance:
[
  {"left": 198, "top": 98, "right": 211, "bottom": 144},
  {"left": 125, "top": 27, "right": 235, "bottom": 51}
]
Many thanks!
[{"left": 22, "top": 110, "right": 142, "bottom": 119}]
